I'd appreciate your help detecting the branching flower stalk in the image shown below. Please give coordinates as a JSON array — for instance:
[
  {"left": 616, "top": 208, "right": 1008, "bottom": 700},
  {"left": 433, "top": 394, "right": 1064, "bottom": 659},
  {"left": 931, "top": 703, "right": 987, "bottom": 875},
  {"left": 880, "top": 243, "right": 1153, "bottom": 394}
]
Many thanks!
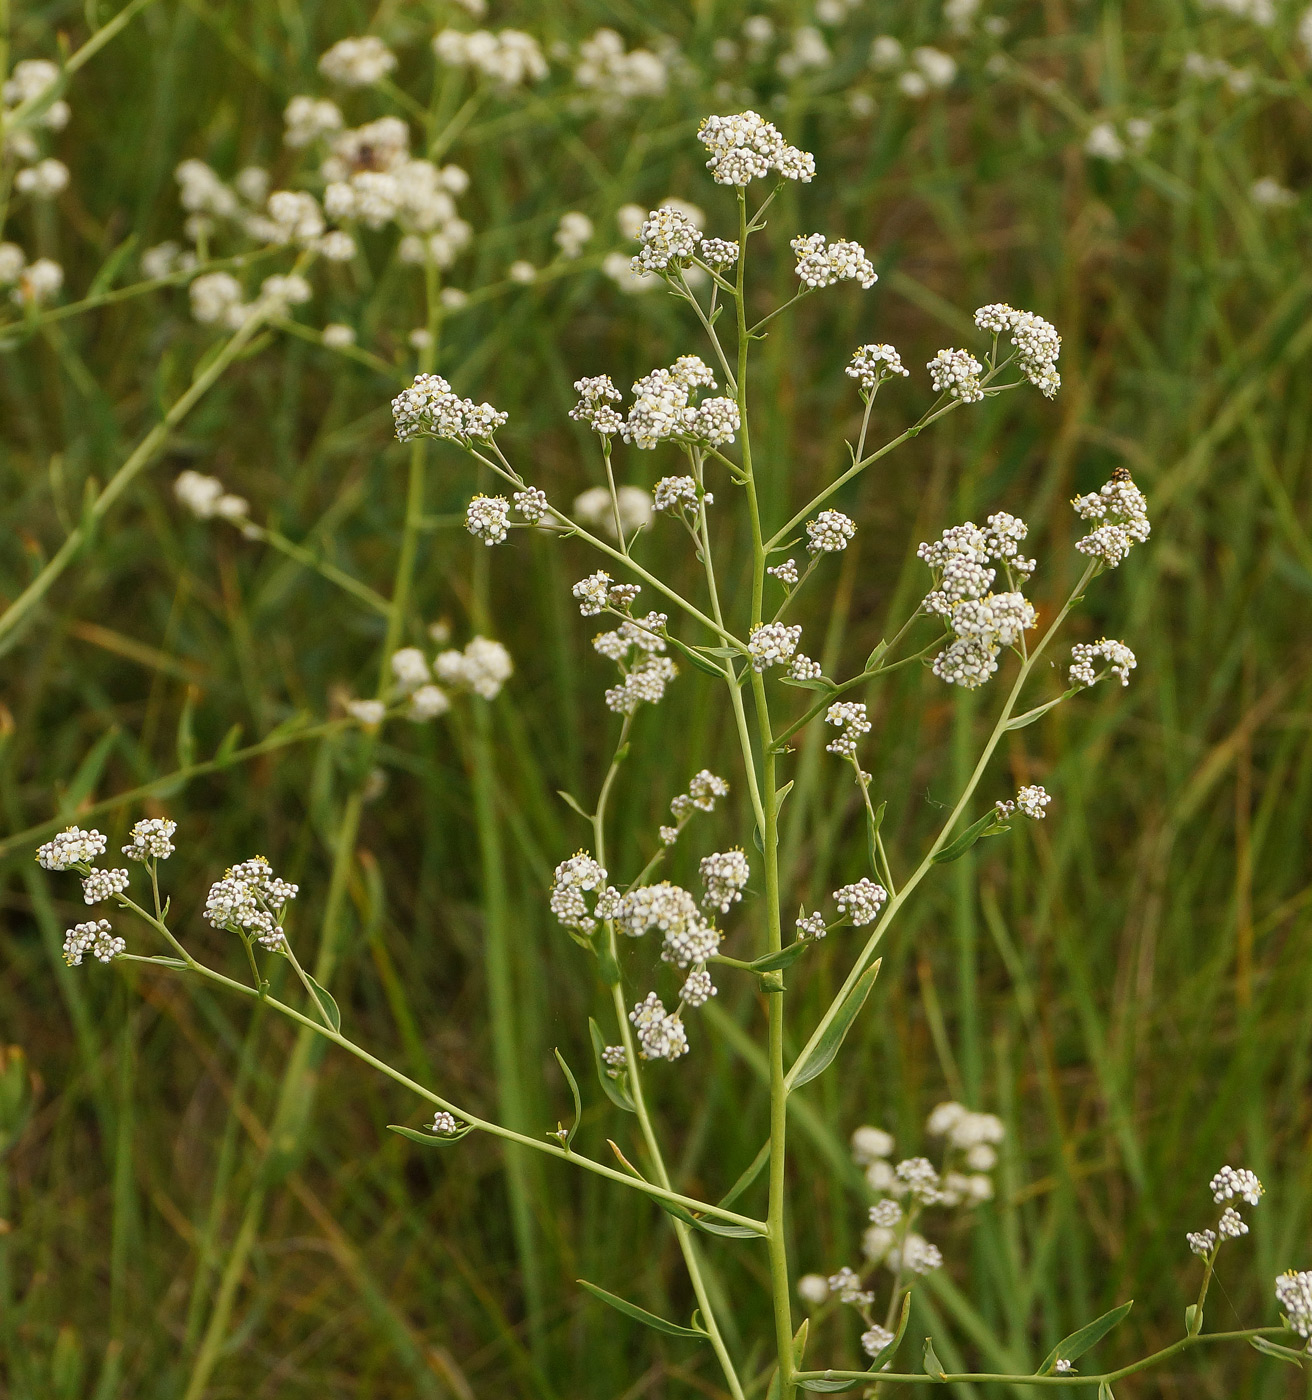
[{"left": 36, "top": 112, "right": 1312, "bottom": 1395}]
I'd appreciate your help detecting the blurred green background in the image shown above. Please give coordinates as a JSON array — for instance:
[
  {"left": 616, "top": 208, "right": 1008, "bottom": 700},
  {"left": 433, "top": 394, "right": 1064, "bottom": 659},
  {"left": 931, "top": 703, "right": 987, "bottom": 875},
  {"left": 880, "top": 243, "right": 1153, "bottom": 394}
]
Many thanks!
[{"left": 2, "top": 0, "right": 1312, "bottom": 1396}]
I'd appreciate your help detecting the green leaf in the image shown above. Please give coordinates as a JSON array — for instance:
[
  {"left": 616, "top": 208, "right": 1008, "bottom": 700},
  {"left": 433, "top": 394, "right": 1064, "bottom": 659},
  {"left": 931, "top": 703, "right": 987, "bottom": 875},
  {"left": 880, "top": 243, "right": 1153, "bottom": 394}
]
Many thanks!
[
  {"left": 133, "top": 955, "right": 188, "bottom": 969},
  {"left": 305, "top": 975, "right": 341, "bottom": 1033},
  {"left": 1185, "top": 1304, "right": 1202, "bottom": 1336},
  {"left": 922, "top": 1338, "right": 946, "bottom": 1380},
  {"left": 865, "top": 640, "right": 889, "bottom": 671},
  {"left": 553, "top": 1048, "right": 582, "bottom": 1151},
  {"left": 775, "top": 779, "right": 794, "bottom": 814},
  {"left": 556, "top": 789, "right": 592, "bottom": 821},
  {"left": 667, "top": 635, "right": 731, "bottom": 678},
  {"left": 750, "top": 941, "right": 811, "bottom": 972},
  {"left": 869, "top": 1292, "right": 912, "bottom": 1370},
  {"left": 589, "top": 1018, "right": 636, "bottom": 1112},
  {"left": 791, "top": 1318, "right": 809, "bottom": 1369},
  {"left": 577, "top": 1279, "right": 708, "bottom": 1340},
  {"left": 1250, "top": 1336, "right": 1308, "bottom": 1367},
  {"left": 780, "top": 676, "right": 831, "bottom": 691},
  {"left": 387, "top": 1122, "right": 473, "bottom": 1146},
  {"left": 718, "top": 1139, "right": 769, "bottom": 1209},
  {"left": 932, "top": 810, "right": 1007, "bottom": 864},
  {"left": 57, "top": 726, "right": 120, "bottom": 819},
  {"left": 87, "top": 235, "right": 138, "bottom": 297},
  {"left": 786, "top": 960, "right": 882, "bottom": 1090},
  {"left": 1005, "top": 696, "right": 1066, "bottom": 730},
  {"left": 1038, "top": 1301, "right": 1133, "bottom": 1375},
  {"left": 684, "top": 1214, "right": 761, "bottom": 1239},
  {"left": 1098, "top": 1383, "right": 1116, "bottom": 1400},
  {"left": 214, "top": 723, "right": 244, "bottom": 764},
  {"left": 797, "top": 1378, "right": 863, "bottom": 1392}
]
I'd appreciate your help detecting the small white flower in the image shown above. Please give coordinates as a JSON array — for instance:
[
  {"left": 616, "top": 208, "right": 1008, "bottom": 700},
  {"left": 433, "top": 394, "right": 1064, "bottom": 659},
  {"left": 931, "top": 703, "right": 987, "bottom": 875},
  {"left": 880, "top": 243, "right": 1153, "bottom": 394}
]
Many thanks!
[
  {"left": 749, "top": 622, "right": 802, "bottom": 671},
  {"left": 1211, "top": 1165, "right": 1264, "bottom": 1205},
  {"left": 806, "top": 510, "right": 856, "bottom": 554},
  {"left": 37, "top": 826, "right": 108, "bottom": 870},
  {"left": 408, "top": 684, "right": 450, "bottom": 721},
  {"left": 851, "top": 1125, "right": 895, "bottom": 1163},
  {"left": 791, "top": 233, "right": 877, "bottom": 290},
  {"left": 928, "top": 348, "right": 984, "bottom": 403},
  {"left": 767, "top": 558, "right": 799, "bottom": 587},
  {"left": 834, "top": 878, "right": 887, "bottom": 926},
  {"left": 347, "top": 699, "right": 386, "bottom": 726},
  {"left": 847, "top": 342, "right": 909, "bottom": 392},
  {"left": 431, "top": 1110, "right": 462, "bottom": 1135},
  {"left": 322, "top": 323, "right": 356, "bottom": 348},
  {"left": 700, "top": 849, "right": 750, "bottom": 913},
  {"left": 827, "top": 1265, "right": 875, "bottom": 1306},
  {"left": 680, "top": 968, "right": 717, "bottom": 1006},
  {"left": 825, "top": 701, "right": 871, "bottom": 757},
  {"left": 318, "top": 35, "right": 397, "bottom": 88},
  {"left": 796, "top": 910, "right": 828, "bottom": 941},
  {"left": 63, "top": 918, "right": 124, "bottom": 966},
  {"left": 82, "top": 868, "right": 130, "bottom": 905},
  {"left": 123, "top": 818, "right": 177, "bottom": 861},
  {"left": 1218, "top": 1207, "right": 1248, "bottom": 1239},
  {"left": 1276, "top": 1270, "right": 1312, "bottom": 1339},
  {"left": 797, "top": 1273, "right": 830, "bottom": 1305},
  {"left": 391, "top": 647, "right": 431, "bottom": 692},
  {"left": 465, "top": 495, "right": 511, "bottom": 545},
  {"left": 1016, "top": 785, "right": 1051, "bottom": 820}
]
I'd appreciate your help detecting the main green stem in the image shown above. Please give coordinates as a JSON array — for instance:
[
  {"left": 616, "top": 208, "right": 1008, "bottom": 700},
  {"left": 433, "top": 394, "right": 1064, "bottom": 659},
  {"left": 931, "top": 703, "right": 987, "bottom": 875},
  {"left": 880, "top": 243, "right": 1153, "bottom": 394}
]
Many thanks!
[{"left": 734, "top": 190, "right": 797, "bottom": 1397}]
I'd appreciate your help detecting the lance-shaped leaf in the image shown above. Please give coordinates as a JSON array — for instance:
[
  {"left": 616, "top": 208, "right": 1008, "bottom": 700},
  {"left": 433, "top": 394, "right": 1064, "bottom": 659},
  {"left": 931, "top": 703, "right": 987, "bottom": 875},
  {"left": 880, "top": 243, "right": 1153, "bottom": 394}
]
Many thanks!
[
  {"left": 1097, "top": 1383, "right": 1116, "bottom": 1400},
  {"left": 667, "top": 634, "right": 733, "bottom": 679},
  {"left": 388, "top": 1122, "right": 474, "bottom": 1147},
  {"left": 306, "top": 974, "right": 341, "bottom": 1033},
  {"left": 719, "top": 1139, "right": 770, "bottom": 1209},
  {"left": 786, "top": 960, "right": 882, "bottom": 1090},
  {"left": 1250, "top": 1336, "right": 1309, "bottom": 1367},
  {"left": 556, "top": 789, "right": 592, "bottom": 821},
  {"left": 577, "top": 1279, "right": 708, "bottom": 1340},
  {"left": 554, "top": 1048, "right": 582, "bottom": 1151},
  {"left": 1006, "top": 695, "right": 1067, "bottom": 730},
  {"left": 932, "top": 809, "right": 1007, "bottom": 864},
  {"left": 868, "top": 1292, "right": 912, "bottom": 1371},
  {"left": 1037, "top": 1301, "right": 1133, "bottom": 1375},
  {"left": 864, "top": 799, "right": 887, "bottom": 878},
  {"left": 750, "top": 941, "right": 812, "bottom": 972},
  {"left": 922, "top": 1337, "right": 946, "bottom": 1380},
  {"left": 797, "top": 1378, "right": 863, "bottom": 1392},
  {"left": 589, "top": 1018, "right": 636, "bottom": 1112}
]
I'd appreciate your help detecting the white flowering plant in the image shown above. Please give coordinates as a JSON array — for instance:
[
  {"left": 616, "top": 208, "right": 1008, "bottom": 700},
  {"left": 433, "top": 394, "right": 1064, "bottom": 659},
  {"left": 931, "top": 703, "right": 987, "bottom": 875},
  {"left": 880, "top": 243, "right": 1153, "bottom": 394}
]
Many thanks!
[{"left": 28, "top": 104, "right": 1311, "bottom": 1396}]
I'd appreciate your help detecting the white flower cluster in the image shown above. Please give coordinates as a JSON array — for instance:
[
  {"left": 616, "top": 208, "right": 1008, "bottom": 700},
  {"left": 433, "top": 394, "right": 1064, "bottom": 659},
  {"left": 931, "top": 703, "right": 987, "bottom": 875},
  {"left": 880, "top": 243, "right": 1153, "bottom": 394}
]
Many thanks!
[
  {"left": 433, "top": 28, "right": 548, "bottom": 87},
  {"left": 699, "top": 237, "right": 739, "bottom": 268},
  {"left": 574, "top": 29, "right": 668, "bottom": 104},
  {"left": 3, "top": 61, "right": 71, "bottom": 230},
  {"left": 549, "top": 853, "right": 614, "bottom": 935},
  {"left": 1072, "top": 469, "right": 1151, "bottom": 568},
  {"left": 662, "top": 770, "right": 730, "bottom": 845},
  {"left": 568, "top": 376, "right": 622, "bottom": 436},
  {"left": 974, "top": 303, "right": 1062, "bottom": 398},
  {"left": 617, "top": 881, "right": 719, "bottom": 966},
  {"left": 834, "top": 878, "right": 887, "bottom": 926},
  {"left": 574, "top": 486, "right": 654, "bottom": 539},
  {"left": 392, "top": 373, "right": 507, "bottom": 444},
  {"left": 767, "top": 558, "right": 800, "bottom": 588},
  {"left": 919, "top": 518, "right": 1038, "bottom": 690},
  {"left": 870, "top": 38, "right": 958, "bottom": 98},
  {"left": 790, "top": 654, "right": 823, "bottom": 681},
  {"left": 3, "top": 59, "right": 71, "bottom": 139},
  {"left": 601, "top": 1044, "right": 629, "bottom": 1075},
  {"left": 389, "top": 647, "right": 451, "bottom": 720},
  {"left": 825, "top": 701, "right": 871, "bottom": 757},
  {"left": 749, "top": 622, "right": 802, "bottom": 671},
  {"left": 434, "top": 636, "right": 513, "bottom": 700},
  {"left": 806, "top": 510, "right": 856, "bottom": 554},
  {"left": 82, "top": 867, "right": 130, "bottom": 905},
  {"left": 1186, "top": 1166, "right": 1264, "bottom": 1259},
  {"left": 172, "top": 471, "right": 249, "bottom": 527},
  {"left": 204, "top": 856, "right": 298, "bottom": 950},
  {"left": 996, "top": 784, "right": 1051, "bottom": 821},
  {"left": 697, "top": 111, "right": 815, "bottom": 186},
  {"left": 827, "top": 1266, "right": 875, "bottom": 1306},
  {"left": 653, "top": 475, "right": 711, "bottom": 516},
  {"left": 681, "top": 968, "right": 717, "bottom": 1006},
  {"left": 700, "top": 849, "right": 750, "bottom": 913},
  {"left": 791, "top": 233, "right": 877, "bottom": 290},
  {"left": 123, "top": 817, "right": 177, "bottom": 861},
  {"left": 1276, "top": 1271, "right": 1312, "bottom": 1341},
  {"left": 796, "top": 910, "right": 828, "bottom": 940},
  {"left": 592, "top": 610, "right": 677, "bottom": 715},
  {"left": 1070, "top": 638, "right": 1137, "bottom": 688},
  {"left": 318, "top": 35, "right": 397, "bottom": 88},
  {"left": 861, "top": 1324, "right": 895, "bottom": 1359},
  {"left": 430, "top": 1111, "right": 462, "bottom": 1136},
  {"left": 13, "top": 156, "right": 68, "bottom": 199},
  {"left": 928, "top": 347, "right": 985, "bottom": 403},
  {"left": 513, "top": 487, "right": 549, "bottom": 523},
  {"left": 37, "top": 825, "right": 107, "bottom": 870},
  {"left": 623, "top": 358, "right": 740, "bottom": 450},
  {"left": 465, "top": 495, "right": 510, "bottom": 545},
  {"left": 0, "top": 241, "right": 62, "bottom": 305},
  {"left": 629, "top": 993, "right": 688, "bottom": 1060},
  {"left": 605, "top": 655, "right": 678, "bottom": 716},
  {"left": 1084, "top": 118, "right": 1152, "bottom": 162},
  {"left": 63, "top": 919, "right": 124, "bottom": 967},
  {"left": 926, "top": 1101, "right": 1005, "bottom": 1167},
  {"left": 572, "top": 570, "right": 640, "bottom": 618},
  {"left": 847, "top": 343, "right": 910, "bottom": 393},
  {"left": 632, "top": 205, "right": 700, "bottom": 275}
]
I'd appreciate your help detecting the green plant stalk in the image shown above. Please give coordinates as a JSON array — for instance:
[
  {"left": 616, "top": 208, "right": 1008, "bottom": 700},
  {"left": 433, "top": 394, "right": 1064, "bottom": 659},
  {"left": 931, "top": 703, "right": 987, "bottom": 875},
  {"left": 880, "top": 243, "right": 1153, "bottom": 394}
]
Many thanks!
[
  {"left": 0, "top": 280, "right": 282, "bottom": 653},
  {"left": 734, "top": 188, "right": 797, "bottom": 1400},
  {"left": 796, "top": 1325, "right": 1289, "bottom": 1388},
  {"left": 590, "top": 719, "right": 747, "bottom": 1400},
  {"left": 786, "top": 561, "right": 1098, "bottom": 1088}
]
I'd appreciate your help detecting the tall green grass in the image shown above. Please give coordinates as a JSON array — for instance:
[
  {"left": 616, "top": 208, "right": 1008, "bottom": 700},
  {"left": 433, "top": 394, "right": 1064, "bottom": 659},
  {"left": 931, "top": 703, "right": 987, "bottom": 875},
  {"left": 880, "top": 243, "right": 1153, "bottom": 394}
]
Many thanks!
[{"left": 2, "top": 1, "right": 1312, "bottom": 1397}]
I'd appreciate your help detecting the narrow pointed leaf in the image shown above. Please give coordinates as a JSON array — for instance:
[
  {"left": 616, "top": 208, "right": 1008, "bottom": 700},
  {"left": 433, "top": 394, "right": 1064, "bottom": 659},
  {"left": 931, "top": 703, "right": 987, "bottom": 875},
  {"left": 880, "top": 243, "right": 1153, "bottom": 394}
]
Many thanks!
[
  {"left": 1038, "top": 1301, "right": 1133, "bottom": 1374},
  {"left": 1250, "top": 1336, "right": 1308, "bottom": 1367},
  {"left": 932, "top": 810, "right": 1006, "bottom": 864},
  {"left": 1185, "top": 1304, "right": 1202, "bottom": 1336},
  {"left": 868, "top": 1292, "right": 912, "bottom": 1370},
  {"left": 577, "top": 1279, "right": 708, "bottom": 1339},
  {"left": 553, "top": 1047, "right": 582, "bottom": 1151},
  {"left": 556, "top": 790, "right": 592, "bottom": 821},
  {"left": 791, "top": 1319, "right": 809, "bottom": 1369},
  {"left": 388, "top": 1123, "right": 473, "bottom": 1147},
  {"left": 684, "top": 1214, "right": 761, "bottom": 1238},
  {"left": 922, "top": 1338, "right": 945, "bottom": 1379},
  {"left": 133, "top": 955, "right": 188, "bottom": 969},
  {"left": 865, "top": 799, "right": 887, "bottom": 876},
  {"left": 1098, "top": 1383, "right": 1115, "bottom": 1400},
  {"left": 214, "top": 723, "right": 244, "bottom": 764},
  {"left": 750, "top": 942, "right": 811, "bottom": 972},
  {"left": 175, "top": 687, "right": 197, "bottom": 770},
  {"left": 797, "top": 1378, "right": 863, "bottom": 1392},
  {"left": 57, "top": 727, "right": 120, "bottom": 819},
  {"left": 787, "top": 960, "right": 882, "bottom": 1090},
  {"left": 589, "top": 1018, "right": 636, "bottom": 1112},
  {"left": 667, "top": 635, "right": 731, "bottom": 678},
  {"left": 718, "top": 1139, "right": 769, "bottom": 1208},
  {"left": 305, "top": 975, "right": 341, "bottom": 1033},
  {"left": 1005, "top": 696, "right": 1066, "bottom": 730}
]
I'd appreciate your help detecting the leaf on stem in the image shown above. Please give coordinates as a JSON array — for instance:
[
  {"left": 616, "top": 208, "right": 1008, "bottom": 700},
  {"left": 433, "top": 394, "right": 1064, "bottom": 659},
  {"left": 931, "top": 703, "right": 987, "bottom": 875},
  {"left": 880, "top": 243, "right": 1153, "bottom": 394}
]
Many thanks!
[
  {"left": 588, "top": 1018, "right": 636, "bottom": 1113},
  {"left": 214, "top": 723, "right": 244, "bottom": 763},
  {"left": 556, "top": 790, "right": 592, "bottom": 821},
  {"left": 57, "top": 726, "right": 120, "bottom": 820},
  {"left": 1184, "top": 1304, "right": 1202, "bottom": 1336},
  {"left": 306, "top": 974, "right": 341, "bottom": 1033},
  {"left": 931, "top": 810, "right": 1008, "bottom": 864},
  {"left": 576, "top": 1279, "right": 709, "bottom": 1340},
  {"left": 132, "top": 954, "right": 188, "bottom": 969},
  {"left": 1250, "top": 1336, "right": 1308, "bottom": 1367},
  {"left": 175, "top": 686, "right": 197, "bottom": 769},
  {"left": 553, "top": 1047, "right": 582, "bottom": 1151},
  {"left": 797, "top": 1378, "right": 863, "bottom": 1392},
  {"left": 718, "top": 1139, "right": 769, "bottom": 1208},
  {"left": 666, "top": 635, "right": 732, "bottom": 679},
  {"left": 749, "top": 942, "right": 811, "bottom": 972},
  {"left": 868, "top": 1291, "right": 912, "bottom": 1371},
  {"left": 922, "top": 1338, "right": 946, "bottom": 1380},
  {"left": 1005, "top": 696, "right": 1068, "bottom": 731},
  {"left": 1037, "top": 1301, "right": 1133, "bottom": 1375},
  {"left": 1097, "top": 1383, "right": 1116, "bottom": 1400},
  {"left": 387, "top": 1123, "right": 473, "bottom": 1147},
  {"left": 786, "top": 960, "right": 882, "bottom": 1090},
  {"left": 865, "top": 799, "right": 887, "bottom": 877}
]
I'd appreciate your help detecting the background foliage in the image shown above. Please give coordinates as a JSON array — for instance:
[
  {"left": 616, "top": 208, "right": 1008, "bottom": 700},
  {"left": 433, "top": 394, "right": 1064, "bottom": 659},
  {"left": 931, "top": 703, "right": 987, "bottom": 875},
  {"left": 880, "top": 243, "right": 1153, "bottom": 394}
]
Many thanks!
[{"left": 2, "top": 0, "right": 1312, "bottom": 1396}]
